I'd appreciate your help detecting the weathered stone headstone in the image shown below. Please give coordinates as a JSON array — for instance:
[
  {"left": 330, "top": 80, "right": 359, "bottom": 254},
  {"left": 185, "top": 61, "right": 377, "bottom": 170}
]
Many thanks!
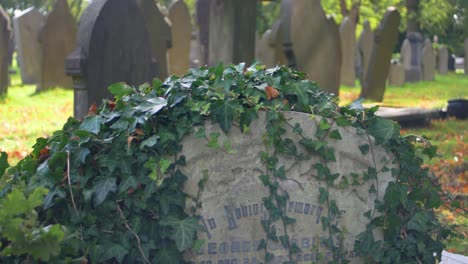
[
  {"left": 339, "top": 16, "right": 356, "bottom": 87},
  {"left": 137, "top": 0, "right": 172, "bottom": 80},
  {"left": 448, "top": 54, "right": 455, "bottom": 72},
  {"left": 464, "top": 38, "right": 468, "bottom": 75},
  {"left": 357, "top": 20, "right": 374, "bottom": 83},
  {"left": 208, "top": 0, "right": 257, "bottom": 66},
  {"left": 421, "top": 38, "right": 435, "bottom": 81},
  {"left": 388, "top": 62, "right": 405, "bottom": 86},
  {"left": 400, "top": 32, "right": 423, "bottom": 82},
  {"left": 361, "top": 8, "right": 400, "bottom": 101},
  {"left": 196, "top": 0, "right": 211, "bottom": 66},
  {"left": 0, "top": 5, "right": 11, "bottom": 96},
  {"left": 13, "top": 8, "right": 45, "bottom": 84},
  {"left": 182, "top": 111, "right": 394, "bottom": 263},
  {"left": 168, "top": 0, "right": 191, "bottom": 76},
  {"left": 65, "top": 0, "right": 156, "bottom": 120},
  {"left": 437, "top": 45, "right": 448, "bottom": 75},
  {"left": 37, "top": 0, "right": 76, "bottom": 92},
  {"left": 287, "top": 0, "right": 341, "bottom": 95},
  {"left": 255, "top": 29, "right": 276, "bottom": 67}
]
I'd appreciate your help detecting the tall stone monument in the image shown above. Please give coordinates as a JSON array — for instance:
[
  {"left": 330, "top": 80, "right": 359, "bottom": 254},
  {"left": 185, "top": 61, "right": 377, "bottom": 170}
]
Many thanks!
[
  {"left": 339, "top": 16, "right": 356, "bottom": 87},
  {"left": 13, "top": 8, "right": 45, "bottom": 84},
  {"left": 421, "top": 38, "right": 435, "bottom": 81},
  {"left": 38, "top": 0, "right": 76, "bottom": 92},
  {"left": 437, "top": 45, "right": 448, "bottom": 75},
  {"left": 196, "top": 0, "right": 211, "bottom": 66},
  {"left": 65, "top": 0, "right": 156, "bottom": 119},
  {"left": 0, "top": 5, "right": 11, "bottom": 96},
  {"left": 286, "top": 0, "right": 341, "bottom": 95},
  {"left": 401, "top": 32, "right": 423, "bottom": 82},
  {"left": 357, "top": 20, "right": 374, "bottom": 83},
  {"left": 137, "top": 0, "right": 172, "bottom": 80},
  {"left": 361, "top": 8, "right": 400, "bottom": 102},
  {"left": 168, "top": 0, "right": 191, "bottom": 76},
  {"left": 208, "top": 0, "right": 257, "bottom": 66},
  {"left": 181, "top": 112, "right": 394, "bottom": 263}
]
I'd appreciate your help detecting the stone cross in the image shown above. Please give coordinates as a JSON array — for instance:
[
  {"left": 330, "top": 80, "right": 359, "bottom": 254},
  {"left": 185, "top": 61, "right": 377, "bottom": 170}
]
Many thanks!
[
  {"left": 137, "top": 0, "right": 172, "bottom": 80},
  {"left": 168, "top": 0, "right": 191, "bottom": 76},
  {"left": 37, "top": 0, "right": 76, "bottom": 92},
  {"left": 13, "top": 8, "right": 45, "bottom": 84},
  {"left": 357, "top": 20, "right": 374, "bottom": 84},
  {"left": 339, "top": 16, "right": 356, "bottom": 87},
  {"left": 437, "top": 45, "right": 448, "bottom": 75},
  {"left": 286, "top": 0, "right": 341, "bottom": 95},
  {"left": 421, "top": 38, "right": 435, "bottom": 81},
  {"left": 0, "top": 5, "right": 11, "bottom": 96},
  {"left": 208, "top": 0, "right": 257, "bottom": 66},
  {"left": 65, "top": 0, "right": 156, "bottom": 120},
  {"left": 360, "top": 8, "right": 400, "bottom": 102},
  {"left": 401, "top": 32, "right": 423, "bottom": 82}
]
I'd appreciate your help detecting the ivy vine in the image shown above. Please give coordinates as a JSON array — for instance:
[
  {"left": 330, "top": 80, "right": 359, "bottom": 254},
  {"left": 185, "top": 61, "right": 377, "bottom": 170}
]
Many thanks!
[{"left": 0, "top": 63, "right": 457, "bottom": 263}]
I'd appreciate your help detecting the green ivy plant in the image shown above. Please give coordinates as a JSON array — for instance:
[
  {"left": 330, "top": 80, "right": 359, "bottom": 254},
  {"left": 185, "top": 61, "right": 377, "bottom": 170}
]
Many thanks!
[{"left": 0, "top": 63, "right": 456, "bottom": 263}]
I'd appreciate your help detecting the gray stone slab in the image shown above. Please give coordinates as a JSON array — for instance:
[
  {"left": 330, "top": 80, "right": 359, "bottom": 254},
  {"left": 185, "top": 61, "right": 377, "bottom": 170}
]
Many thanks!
[
  {"left": 0, "top": 5, "right": 11, "bottom": 96},
  {"left": 339, "top": 16, "right": 356, "bottom": 87},
  {"left": 421, "top": 38, "right": 435, "bottom": 81},
  {"left": 208, "top": 0, "right": 257, "bottom": 66},
  {"left": 437, "top": 45, "right": 448, "bottom": 75},
  {"left": 37, "top": 0, "right": 76, "bottom": 92},
  {"left": 13, "top": 8, "right": 45, "bottom": 84},
  {"left": 361, "top": 8, "right": 400, "bottom": 102},
  {"left": 168, "top": 0, "right": 191, "bottom": 76},
  {"left": 357, "top": 20, "right": 374, "bottom": 83},
  {"left": 401, "top": 32, "right": 423, "bottom": 82},
  {"left": 388, "top": 63, "right": 405, "bottom": 86},
  {"left": 137, "top": 0, "right": 172, "bottom": 80},
  {"left": 65, "top": 0, "right": 156, "bottom": 119},
  {"left": 376, "top": 107, "right": 440, "bottom": 127},
  {"left": 181, "top": 111, "right": 393, "bottom": 263},
  {"left": 288, "top": 0, "right": 341, "bottom": 95}
]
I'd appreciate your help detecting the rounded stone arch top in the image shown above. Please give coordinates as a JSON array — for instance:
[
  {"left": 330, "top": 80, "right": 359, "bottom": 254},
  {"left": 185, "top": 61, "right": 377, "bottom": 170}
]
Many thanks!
[{"left": 72, "top": 0, "right": 156, "bottom": 114}]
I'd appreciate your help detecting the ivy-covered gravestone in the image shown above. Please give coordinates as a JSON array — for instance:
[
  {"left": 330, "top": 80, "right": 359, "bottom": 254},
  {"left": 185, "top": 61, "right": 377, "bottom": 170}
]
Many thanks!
[{"left": 0, "top": 64, "right": 453, "bottom": 263}]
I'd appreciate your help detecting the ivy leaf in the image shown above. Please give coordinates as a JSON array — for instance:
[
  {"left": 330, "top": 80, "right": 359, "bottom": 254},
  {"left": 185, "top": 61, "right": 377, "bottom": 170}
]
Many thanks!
[
  {"left": 407, "top": 212, "right": 430, "bottom": 232},
  {"left": 79, "top": 115, "right": 103, "bottom": 134},
  {"left": 329, "top": 129, "right": 342, "bottom": 140},
  {"left": 95, "top": 242, "right": 129, "bottom": 263},
  {"left": 140, "top": 135, "right": 160, "bottom": 149},
  {"left": 93, "top": 177, "right": 117, "bottom": 206},
  {"left": 108, "top": 82, "right": 134, "bottom": 100},
  {"left": 319, "top": 187, "right": 328, "bottom": 204},
  {"left": 153, "top": 247, "right": 180, "bottom": 264},
  {"left": 0, "top": 151, "right": 10, "bottom": 176},
  {"left": 160, "top": 217, "right": 202, "bottom": 251},
  {"left": 212, "top": 100, "right": 237, "bottom": 133},
  {"left": 349, "top": 98, "right": 365, "bottom": 110},
  {"left": 366, "top": 118, "right": 399, "bottom": 144},
  {"left": 135, "top": 97, "right": 167, "bottom": 115}
]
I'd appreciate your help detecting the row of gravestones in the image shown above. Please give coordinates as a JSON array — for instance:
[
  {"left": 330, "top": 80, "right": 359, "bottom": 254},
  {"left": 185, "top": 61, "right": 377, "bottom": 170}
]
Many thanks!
[
  {"left": 255, "top": 0, "right": 399, "bottom": 102},
  {"left": 0, "top": 0, "right": 193, "bottom": 97}
]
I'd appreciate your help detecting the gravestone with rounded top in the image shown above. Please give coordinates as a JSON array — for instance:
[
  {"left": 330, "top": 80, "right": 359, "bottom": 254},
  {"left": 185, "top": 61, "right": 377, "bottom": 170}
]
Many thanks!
[
  {"left": 361, "top": 8, "right": 400, "bottom": 102},
  {"left": 137, "top": 0, "right": 172, "bottom": 80},
  {"left": 339, "top": 16, "right": 356, "bottom": 87},
  {"left": 437, "top": 46, "right": 448, "bottom": 75},
  {"left": 401, "top": 32, "right": 423, "bottom": 82},
  {"left": 0, "top": 5, "right": 11, "bottom": 96},
  {"left": 208, "top": 0, "right": 257, "bottom": 66},
  {"left": 65, "top": 0, "right": 156, "bottom": 120},
  {"left": 13, "top": 8, "right": 45, "bottom": 84},
  {"left": 38, "top": 0, "right": 76, "bottom": 92},
  {"left": 168, "top": 0, "right": 191, "bottom": 76},
  {"left": 421, "top": 38, "right": 435, "bottom": 81},
  {"left": 181, "top": 111, "right": 394, "bottom": 264},
  {"left": 357, "top": 20, "right": 374, "bottom": 83},
  {"left": 287, "top": 0, "right": 341, "bottom": 95}
]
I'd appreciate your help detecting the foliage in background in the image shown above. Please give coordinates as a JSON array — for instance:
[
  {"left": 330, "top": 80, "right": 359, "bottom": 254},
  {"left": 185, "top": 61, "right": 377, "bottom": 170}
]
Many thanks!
[{"left": 0, "top": 63, "right": 458, "bottom": 262}]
